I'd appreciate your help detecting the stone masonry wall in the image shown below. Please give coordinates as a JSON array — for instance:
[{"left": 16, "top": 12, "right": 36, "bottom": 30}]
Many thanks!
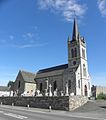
[
  {"left": 69, "top": 96, "right": 88, "bottom": 111},
  {"left": 0, "top": 96, "right": 88, "bottom": 111}
]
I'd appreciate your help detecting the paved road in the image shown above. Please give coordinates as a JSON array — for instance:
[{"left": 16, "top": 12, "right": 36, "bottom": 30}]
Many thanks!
[
  {"left": 0, "top": 101, "right": 106, "bottom": 120},
  {"left": 74, "top": 100, "right": 106, "bottom": 113}
]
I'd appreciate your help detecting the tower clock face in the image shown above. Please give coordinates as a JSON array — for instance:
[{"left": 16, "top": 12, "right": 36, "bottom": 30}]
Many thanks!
[{"left": 73, "top": 61, "right": 76, "bottom": 65}]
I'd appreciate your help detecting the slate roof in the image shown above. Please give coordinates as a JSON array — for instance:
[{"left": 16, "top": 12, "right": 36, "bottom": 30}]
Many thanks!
[
  {"left": 20, "top": 70, "right": 36, "bottom": 83},
  {"left": 37, "top": 64, "right": 68, "bottom": 74},
  {"left": 0, "top": 86, "right": 10, "bottom": 91}
]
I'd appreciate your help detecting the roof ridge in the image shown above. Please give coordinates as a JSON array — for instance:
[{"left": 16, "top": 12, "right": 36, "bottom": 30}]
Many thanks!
[
  {"left": 20, "top": 70, "right": 35, "bottom": 75},
  {"left": 38, "top": 64, "right": 68, "bottom": 74}
]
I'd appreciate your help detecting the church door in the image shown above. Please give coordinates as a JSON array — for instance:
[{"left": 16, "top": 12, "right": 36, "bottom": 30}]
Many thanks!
[{"left": 84, "top": 85, "right": 88, "bottom": 96}]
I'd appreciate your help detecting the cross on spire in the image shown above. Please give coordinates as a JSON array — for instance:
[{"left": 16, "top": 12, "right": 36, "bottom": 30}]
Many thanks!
[{"left": 73, "top": 10, "right": 76, "bottom": 18}]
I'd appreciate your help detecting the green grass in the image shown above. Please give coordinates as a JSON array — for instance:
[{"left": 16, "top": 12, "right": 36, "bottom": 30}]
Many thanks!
[{"left": 97, "top": 93, "right": 106, "bottom": 100}]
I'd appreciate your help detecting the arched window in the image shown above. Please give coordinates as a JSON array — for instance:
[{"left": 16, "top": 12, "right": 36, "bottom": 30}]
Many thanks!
[
  {"left": 74, "top": 48, "right": 77, "bottom": 57},
  {"left": 82, "top": 48, "right": 85, "bottom": 58},
  {"left": 18, "top": 81, "right": 21, "bottom": 89},
  {"left": 83, "top": 64, "right": 86, "bottom": 77},
  {"left": 53, "top": 81, "right": 57, "bottom": 91},
  {"left": 71, "top": 49, "right": 74, "bottom": 58},
  {"left": 78, "top": 80, "right": 80, "bottom": 88},
  {"left": 40, "top": 83, "right": 42, "bottom": 92},
  {"left": 88, "top": 82, "right": 90, "bottom": 90},
  {"left": 68, "top": 80, "right": 71, "bottom": 89},
  {"left": 84, "top": 85, "right": 88, "bottom": 96},
  {"left": 71, "top": 48, "right": 77, "bottom": 58}
]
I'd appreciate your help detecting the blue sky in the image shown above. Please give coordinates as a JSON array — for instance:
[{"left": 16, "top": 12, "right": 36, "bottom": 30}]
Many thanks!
[{"left": 0, "top": 0, "right": 106, "bottom": 86}]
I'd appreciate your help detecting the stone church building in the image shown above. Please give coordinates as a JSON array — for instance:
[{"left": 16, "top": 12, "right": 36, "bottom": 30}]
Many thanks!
[{"left": 35, "top": 18, "right": 91, "bottom": 97}]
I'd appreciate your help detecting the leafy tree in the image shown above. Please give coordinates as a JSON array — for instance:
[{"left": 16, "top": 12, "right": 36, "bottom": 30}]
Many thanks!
[{"left": 7, "top": 81, "right": 14, "bottom": 88}]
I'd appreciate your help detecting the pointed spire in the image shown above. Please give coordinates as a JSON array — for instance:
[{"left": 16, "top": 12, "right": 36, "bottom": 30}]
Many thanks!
[
  {"left": 72, "top": 17, "right": 79, "bottom": 41},
  {"left": 67, "top": 35, "right": 70, "bottom": 42}
]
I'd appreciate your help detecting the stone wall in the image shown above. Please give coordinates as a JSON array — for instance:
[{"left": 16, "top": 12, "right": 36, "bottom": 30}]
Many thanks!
[
  {"left": 0, "top": 96, "right": 88, "bottom": 111},
  {"left": 14, "top": 71, "right": 25, "bottom": 95},
  {"left": 96, "top": 86, "right": 106, "bottom": 98},
  {"left": 69, "top": 96, "right": 88, "bottom": 111},
  {"left": 36, "top": 74, "right": 63, "bottom": 93}
]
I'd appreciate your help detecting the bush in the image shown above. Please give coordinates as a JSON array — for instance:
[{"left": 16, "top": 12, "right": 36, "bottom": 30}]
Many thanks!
[{"left": 97, "top": 93, "right": 106, "bottom": 100}]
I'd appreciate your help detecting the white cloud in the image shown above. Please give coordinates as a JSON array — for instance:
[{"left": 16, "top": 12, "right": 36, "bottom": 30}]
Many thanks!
[
  {"left": 22, "top": 31, "right": 41, "bottom": 45},
  {"left": 9, "top": 35, "right": 14, "bottom": 40},
  {"left": 10, "top": 43, "right": 48, "bottom": 49},
  {"left": 38, "top": 0, "right": 86, "bottom": 21},
  {"left": 0, "top": 34, "right": 47, "bottom": 49},
  {"left": 97, "top": 0, "right": 106, "bottom": 16},
  {"left": 23, "top": 32, "right": 34, "bottom": 38},
  {"left": 0, "top": 25, "right": 47, "bottom": 49}
]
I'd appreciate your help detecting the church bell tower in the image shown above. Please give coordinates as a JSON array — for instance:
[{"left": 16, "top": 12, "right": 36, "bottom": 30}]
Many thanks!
[{"left": 67, "top": 18, "right": 91, "bottom": 97}]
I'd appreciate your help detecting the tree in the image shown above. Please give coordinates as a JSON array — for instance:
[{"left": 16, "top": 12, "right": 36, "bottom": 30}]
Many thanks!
[{"left": 7, "top": 81, "right": 14, "bottom": 90}]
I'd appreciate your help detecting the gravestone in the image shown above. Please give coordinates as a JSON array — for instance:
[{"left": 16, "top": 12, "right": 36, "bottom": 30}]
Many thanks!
[{"left": 49, "top": 84, "right": 52, "bottom": 97}]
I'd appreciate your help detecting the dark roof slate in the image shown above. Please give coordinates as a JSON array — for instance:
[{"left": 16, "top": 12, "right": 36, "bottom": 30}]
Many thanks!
[
  {"left": 20, "top": 70, "right": 36, "bottom": 83},
  {"left": 38, "top": 64, "right": 68, "bottom": 74}
]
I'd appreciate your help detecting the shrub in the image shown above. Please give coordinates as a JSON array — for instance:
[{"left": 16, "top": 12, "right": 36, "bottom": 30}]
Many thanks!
[{"left": 97, "top": 93, "right": 106, "bottom": 100}]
